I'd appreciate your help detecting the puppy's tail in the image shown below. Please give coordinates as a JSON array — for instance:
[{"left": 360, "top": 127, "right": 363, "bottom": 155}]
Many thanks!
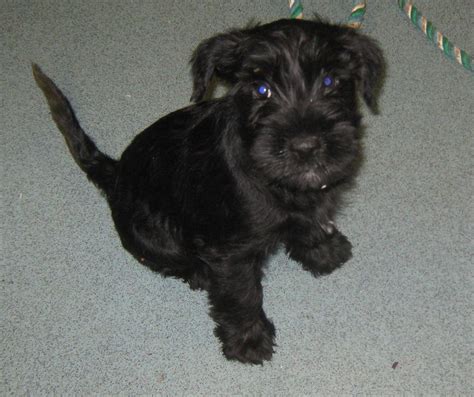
[{"left": 32, "top": 64, "right": 117, "bottom": 196}]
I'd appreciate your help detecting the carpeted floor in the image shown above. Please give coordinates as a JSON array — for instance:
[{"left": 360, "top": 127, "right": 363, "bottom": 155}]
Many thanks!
[{"left": 2, "top": 0, "right": 472, "bottom": 395}]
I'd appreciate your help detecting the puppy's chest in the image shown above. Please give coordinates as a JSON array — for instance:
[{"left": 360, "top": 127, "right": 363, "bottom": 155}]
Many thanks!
[
  {"left": 247, "top": 190, "right": 329, "bottom": 237},
  {"left": 281, "top": 189, "right": 339, "bottom": 232}
]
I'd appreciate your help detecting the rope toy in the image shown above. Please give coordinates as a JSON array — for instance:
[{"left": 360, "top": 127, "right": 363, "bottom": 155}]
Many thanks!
[
  {"left": 289, "top": 0, "right": 304, "bottom": 19},
  {"left": 288, "top": 0, "right": 366, "bottom": 27},
  {"left": 347, "top": 1, "right": 367, "bottom": 29},
  {"left": 288, "top": 0, "right": 473, "bottom": 73},
  {"left": 397, "top": 0, "right": 472, "bottom": 72}
]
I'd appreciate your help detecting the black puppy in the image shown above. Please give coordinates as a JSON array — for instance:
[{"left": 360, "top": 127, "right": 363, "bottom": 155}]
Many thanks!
[{"left": 33, "top": 18, "right": 383, "bottom": 364}]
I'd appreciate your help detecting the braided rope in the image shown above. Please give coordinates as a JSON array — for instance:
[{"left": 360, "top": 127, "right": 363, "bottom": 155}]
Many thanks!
[
  {"left": 288, "top": 0, "right": 366, "bottom": 28},
  {"left": 288, "top": 1, "right": 473, "bottom": 73},
  {"left": 289, "top": 0, "right": 304, "bottom": 19},
  {"left": 347, "top": 0, "right": 367, "bottom": 29},
  {"left": 397, "top": 0, "right": 473, "bottom": 72}
]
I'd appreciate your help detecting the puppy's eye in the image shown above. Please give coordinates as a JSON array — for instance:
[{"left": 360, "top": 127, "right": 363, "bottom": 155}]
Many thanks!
[
  {"left": 256, "top": 82, "right": 272, "bottom": 99},
  {"left": 323, "top": 75, "right": 334, "bottom": 87}
]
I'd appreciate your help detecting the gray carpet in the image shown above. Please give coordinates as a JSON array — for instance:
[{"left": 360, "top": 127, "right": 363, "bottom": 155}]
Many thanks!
[{"left": 2, "top": 0, "right": 473, "bottom": 394}]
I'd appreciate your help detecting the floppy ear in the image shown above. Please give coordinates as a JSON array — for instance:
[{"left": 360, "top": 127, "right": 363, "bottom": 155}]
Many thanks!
[
  {"left": 190, "top": 30, "right": 247, "bottom": 102},
  {"left": 345, "top": 32, "right": 385, "bottom": 112}
]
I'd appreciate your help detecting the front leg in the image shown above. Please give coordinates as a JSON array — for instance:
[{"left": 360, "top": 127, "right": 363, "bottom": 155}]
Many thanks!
[
  {"left": 285, "top": 220, "right": 352, "bottom": 277},
  {"left": 207, "top": 256, "right": 275, "bottom": 364}
]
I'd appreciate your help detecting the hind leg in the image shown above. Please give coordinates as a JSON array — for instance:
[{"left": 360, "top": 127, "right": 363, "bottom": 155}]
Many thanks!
[
  {"left": 135, "top": 255, "right": 210, "bottom": 291},
  {"left": 114, "top": 211, "right": 211, "bottom": 290},
  {"left": 185, "top": 262, "right": 211, "bottom": 291}
]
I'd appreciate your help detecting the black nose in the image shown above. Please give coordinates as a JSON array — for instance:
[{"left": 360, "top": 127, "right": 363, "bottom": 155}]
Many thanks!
[{"left": 290, "top": 136, "right": 321, "bottom": 160}]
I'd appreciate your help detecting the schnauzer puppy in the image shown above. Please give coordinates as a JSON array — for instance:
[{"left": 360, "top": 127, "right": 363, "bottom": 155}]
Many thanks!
[{"left": 33, "top": 18, "right": 383, "bottom": 364}]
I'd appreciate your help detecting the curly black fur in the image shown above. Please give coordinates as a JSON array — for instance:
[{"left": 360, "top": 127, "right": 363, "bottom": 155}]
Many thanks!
[{"left": 33, "top": 18, "right": 384, "bottom": 364}]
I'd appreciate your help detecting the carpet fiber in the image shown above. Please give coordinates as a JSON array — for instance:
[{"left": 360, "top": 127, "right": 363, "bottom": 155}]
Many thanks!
[{"left": 2, "top": 0, "right": 472, "bottom": 394}]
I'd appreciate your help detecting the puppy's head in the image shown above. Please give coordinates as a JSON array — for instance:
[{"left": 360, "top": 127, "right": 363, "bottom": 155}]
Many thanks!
[{"left": 191, "top": 19, "right": 384, "bottom": 191}]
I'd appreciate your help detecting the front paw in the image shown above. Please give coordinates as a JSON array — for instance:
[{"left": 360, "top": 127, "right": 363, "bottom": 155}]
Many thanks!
[
  {"left": 289, "top": 231, "right": 352, "bottom": 277},
  {"left": 215, "top": 315, "right": 276, "bottom": 365},
  {"left": 304, "top": 231, "right": 353, "bottom": 276}
]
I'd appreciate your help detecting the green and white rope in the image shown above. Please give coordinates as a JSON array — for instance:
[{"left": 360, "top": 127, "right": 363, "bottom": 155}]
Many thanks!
[
  {"left": 289, "top": 0, "right": 304, "bottom": 19},
  {"left": 347, "top": 1, "right": 367, "bottom": 28},
  {"left": 288, "top": 0, "right": 366, "bottom": 28},
  {"left": 288, "top": 1, "right": 473, "bottom": 73},
  {"left": 397, "top": 0, "right": 472, "bottom": 72}
]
